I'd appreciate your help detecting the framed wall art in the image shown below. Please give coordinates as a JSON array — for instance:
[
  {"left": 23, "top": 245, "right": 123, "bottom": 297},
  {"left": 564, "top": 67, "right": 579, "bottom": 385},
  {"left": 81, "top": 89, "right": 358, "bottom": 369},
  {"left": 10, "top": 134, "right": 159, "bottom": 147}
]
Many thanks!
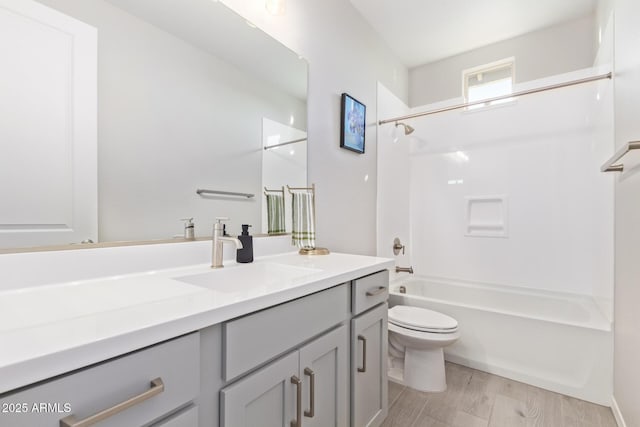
[{"left": 340, "top": 93, "right": 366, "bottom": 154}]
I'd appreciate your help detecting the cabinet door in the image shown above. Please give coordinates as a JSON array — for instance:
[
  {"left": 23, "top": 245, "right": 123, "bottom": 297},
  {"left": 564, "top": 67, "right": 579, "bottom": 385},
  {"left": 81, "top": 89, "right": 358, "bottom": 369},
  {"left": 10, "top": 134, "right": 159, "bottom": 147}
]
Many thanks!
[
  {"left": 220, "top": 351, "right": 298, "bottom": 427},
  {"left": 351, "top": 304, "right": 388, "bottom": 427},
  {"left": 299, "top": 324, "right": 349, "bottom": 427}
]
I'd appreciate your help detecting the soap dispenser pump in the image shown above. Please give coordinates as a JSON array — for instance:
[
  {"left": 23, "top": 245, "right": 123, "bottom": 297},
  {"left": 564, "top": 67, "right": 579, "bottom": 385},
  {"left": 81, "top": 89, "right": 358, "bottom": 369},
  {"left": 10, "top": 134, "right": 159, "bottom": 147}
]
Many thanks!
[
  {"left": 181, "top": 218, "right": 195, "bottom": 240},
  {"left": 236, "top": 224, "right": 253, "bottom": 263}
]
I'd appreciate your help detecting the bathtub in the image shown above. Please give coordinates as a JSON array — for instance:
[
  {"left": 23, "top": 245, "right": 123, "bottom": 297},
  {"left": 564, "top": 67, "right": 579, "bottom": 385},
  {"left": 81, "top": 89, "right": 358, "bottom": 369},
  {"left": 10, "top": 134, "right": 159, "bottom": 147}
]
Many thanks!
[{"left": 389, "top": 276, "right": 612, "bottom": 405}]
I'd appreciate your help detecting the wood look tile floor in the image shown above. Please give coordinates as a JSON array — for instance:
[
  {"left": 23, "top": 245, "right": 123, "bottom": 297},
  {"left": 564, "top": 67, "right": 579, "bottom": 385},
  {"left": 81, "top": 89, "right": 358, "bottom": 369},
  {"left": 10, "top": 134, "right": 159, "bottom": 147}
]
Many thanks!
[{"left": 382, "top": 363, "right": 617, "bottom": 427}]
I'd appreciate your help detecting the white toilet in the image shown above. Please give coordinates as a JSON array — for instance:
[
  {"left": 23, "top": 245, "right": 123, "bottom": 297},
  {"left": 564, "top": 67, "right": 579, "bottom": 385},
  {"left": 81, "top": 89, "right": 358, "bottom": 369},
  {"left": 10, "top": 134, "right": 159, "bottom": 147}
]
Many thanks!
[{"left": 388, "top": 305, "right": 460, "bottom": 392}]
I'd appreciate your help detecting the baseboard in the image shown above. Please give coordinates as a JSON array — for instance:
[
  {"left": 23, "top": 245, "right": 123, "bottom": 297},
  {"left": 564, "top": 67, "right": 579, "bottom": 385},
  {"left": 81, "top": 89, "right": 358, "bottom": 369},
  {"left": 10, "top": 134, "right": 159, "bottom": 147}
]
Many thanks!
[{"left": 611, "top": 396, "right": 627, "bottom": 427}]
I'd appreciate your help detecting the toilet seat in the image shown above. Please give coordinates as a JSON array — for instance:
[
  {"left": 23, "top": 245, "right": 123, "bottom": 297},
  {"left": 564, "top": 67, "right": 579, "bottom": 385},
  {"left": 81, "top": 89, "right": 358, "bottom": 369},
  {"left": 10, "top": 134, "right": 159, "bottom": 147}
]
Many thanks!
[{"left": 389, "top": 305, "right": 458, "bottom": 333}]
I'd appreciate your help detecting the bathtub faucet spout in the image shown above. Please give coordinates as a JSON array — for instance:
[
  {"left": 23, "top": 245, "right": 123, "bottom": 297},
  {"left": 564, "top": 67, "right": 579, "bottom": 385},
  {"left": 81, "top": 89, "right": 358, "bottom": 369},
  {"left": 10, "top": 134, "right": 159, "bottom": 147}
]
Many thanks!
[{"left": 396, "top": 266, "right": 414, "bottom": 274}]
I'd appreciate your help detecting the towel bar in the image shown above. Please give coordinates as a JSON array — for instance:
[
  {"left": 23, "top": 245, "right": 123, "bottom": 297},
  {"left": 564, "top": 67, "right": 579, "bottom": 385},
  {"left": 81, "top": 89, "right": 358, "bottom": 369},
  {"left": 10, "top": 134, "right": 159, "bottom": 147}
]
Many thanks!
[
  {"left": 264, "top": 186, "right": 285, "bottom": 197},
  {"left": 196, "top": 189, "right": 254, "bottom": 198},
  {"left": 601, "top": 141, "right": 640, "bottom": 172}
]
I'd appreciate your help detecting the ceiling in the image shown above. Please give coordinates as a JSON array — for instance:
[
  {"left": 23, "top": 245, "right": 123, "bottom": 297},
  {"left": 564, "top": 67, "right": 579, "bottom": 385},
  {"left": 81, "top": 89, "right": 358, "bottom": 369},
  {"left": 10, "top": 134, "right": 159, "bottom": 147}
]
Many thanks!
[{"left": 349, "top": 0, "right": 598, "bottom": 68}]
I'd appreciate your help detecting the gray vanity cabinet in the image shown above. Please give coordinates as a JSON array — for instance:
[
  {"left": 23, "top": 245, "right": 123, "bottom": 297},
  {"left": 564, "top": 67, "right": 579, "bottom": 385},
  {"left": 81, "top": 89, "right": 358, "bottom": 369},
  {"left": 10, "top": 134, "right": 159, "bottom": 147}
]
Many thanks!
[
  {"left": 220, "top": 325, "right": 349, "bottom": 427},
  {"left": 351, "top": 271, "right": 389, "bottom": 427},
  {"left": 219, "top": 283, "right": 351, "bottom": 427},
  {"left": 213, "top": 270, "right": 391, "bottom": 427}
]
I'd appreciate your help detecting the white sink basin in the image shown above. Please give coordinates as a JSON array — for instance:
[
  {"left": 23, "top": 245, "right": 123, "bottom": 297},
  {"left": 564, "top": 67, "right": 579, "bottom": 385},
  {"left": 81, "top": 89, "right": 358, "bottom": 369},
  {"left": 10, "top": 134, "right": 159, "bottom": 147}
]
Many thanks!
[
  {"left": 0, "top": 277, "right": 203, "bottom": 332},
  {"left": 173, "top": 262, "right": 322, "bottom": 292}
]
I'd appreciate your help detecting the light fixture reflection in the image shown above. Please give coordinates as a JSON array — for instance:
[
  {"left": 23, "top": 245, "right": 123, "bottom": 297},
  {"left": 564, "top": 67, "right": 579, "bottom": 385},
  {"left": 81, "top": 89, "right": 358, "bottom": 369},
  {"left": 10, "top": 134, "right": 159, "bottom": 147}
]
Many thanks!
[
  {"left": 598, "top": 27, "right": 602, "bottom": 45},
  {"left": 455, "top": 151, "right": 469, "bottom": 162},
  {"left": 265, "top": 0, "right": 285, "bottom": 15},
  {"left": 448, "top": 150, "right": 469, "bottom": 163}
]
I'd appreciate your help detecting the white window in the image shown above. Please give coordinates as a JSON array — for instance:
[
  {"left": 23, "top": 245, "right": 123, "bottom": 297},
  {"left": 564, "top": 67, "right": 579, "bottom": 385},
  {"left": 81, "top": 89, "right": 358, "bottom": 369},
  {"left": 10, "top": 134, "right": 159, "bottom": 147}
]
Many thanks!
[{"left": 463, "top": 58, "right": 514, "bottom": 109}]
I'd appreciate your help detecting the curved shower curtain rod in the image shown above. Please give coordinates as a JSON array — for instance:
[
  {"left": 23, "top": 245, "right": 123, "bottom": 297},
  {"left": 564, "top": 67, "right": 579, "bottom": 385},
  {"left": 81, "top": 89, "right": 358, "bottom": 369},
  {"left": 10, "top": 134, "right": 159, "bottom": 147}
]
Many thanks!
[{"left": 378, "top": 71, "right": 612, "bottom": 126}]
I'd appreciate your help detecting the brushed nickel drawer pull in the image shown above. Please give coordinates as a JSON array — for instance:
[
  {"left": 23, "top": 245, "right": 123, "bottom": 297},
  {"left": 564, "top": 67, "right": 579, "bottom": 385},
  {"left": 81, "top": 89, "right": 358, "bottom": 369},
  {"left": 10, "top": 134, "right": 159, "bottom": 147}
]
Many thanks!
[
  {"left": 290, "top": 375, "right": 302, "bottom": 427},
  {"left": 59, "top": 377, "right": 164, "bottom": 427},
  {"left": 366, "top": 286, "right": 387, "bottom": 297},
  {"left": 358, "top": 335, "right": 367, "bottom": 373},
  {"left": 304, "top": 367, "right": 315, "bottom": 418}
]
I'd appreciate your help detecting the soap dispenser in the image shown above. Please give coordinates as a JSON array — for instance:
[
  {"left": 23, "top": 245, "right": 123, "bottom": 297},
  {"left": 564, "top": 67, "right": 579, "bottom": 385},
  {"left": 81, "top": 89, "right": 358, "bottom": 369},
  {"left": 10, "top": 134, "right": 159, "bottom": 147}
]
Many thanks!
[
  {"left": 181, "top": 218, "right": 195, "bottom": 240},
  {"left": 236, "top": 224, "right": 253, "bottom": 263}
]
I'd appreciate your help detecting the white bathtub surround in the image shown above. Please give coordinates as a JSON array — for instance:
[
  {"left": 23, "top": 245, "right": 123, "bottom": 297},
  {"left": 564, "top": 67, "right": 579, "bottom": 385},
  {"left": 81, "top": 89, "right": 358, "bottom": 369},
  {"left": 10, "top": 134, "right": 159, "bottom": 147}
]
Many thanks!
[
  {"left": 0, "top": 237, "right": 394, "bottom": 393},
  {"left": 408, "top": 68, "right": 613, "bottom": 301},
  {"left": 378, "top": 68, "right": 614, "bottom": 315},
  {"left": 389, "top": 276, "right": 612, "bottom": 405}
]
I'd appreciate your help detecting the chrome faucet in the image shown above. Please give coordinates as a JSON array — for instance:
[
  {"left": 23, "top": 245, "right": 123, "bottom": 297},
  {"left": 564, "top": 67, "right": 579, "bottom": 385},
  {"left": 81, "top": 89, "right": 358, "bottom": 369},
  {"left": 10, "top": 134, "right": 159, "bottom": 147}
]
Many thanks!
[
  {"left": 211, "top": 218, "right": 243, "bottom": 269},
  {"left": 395, "top": 266, "right": 414, "bottom": 274}
]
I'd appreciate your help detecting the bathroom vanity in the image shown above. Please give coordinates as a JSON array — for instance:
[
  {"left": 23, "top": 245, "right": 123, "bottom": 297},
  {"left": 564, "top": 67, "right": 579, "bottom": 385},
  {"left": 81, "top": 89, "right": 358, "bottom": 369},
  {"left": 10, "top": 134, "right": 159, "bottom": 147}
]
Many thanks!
[{"left": 0, "top": 241, "right": 392, "bottom": 427}]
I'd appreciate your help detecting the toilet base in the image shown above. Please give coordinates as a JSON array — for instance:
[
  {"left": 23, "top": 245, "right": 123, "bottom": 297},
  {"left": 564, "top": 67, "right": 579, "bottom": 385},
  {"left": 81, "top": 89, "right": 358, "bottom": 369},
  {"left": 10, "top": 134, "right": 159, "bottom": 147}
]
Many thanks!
[
  {"left": 388, "top": 348, "right": 448, "bottom": 392},
  {"left": 388, "top": 356, "right": 404, "bottom": 384}
]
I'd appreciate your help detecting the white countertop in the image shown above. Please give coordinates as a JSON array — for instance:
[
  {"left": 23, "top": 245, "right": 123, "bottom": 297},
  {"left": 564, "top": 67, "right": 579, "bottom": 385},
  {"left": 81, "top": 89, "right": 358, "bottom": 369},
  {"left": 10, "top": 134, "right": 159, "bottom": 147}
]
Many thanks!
[{"left": 0, "top": 251, "right": 393, "bottom": 394}]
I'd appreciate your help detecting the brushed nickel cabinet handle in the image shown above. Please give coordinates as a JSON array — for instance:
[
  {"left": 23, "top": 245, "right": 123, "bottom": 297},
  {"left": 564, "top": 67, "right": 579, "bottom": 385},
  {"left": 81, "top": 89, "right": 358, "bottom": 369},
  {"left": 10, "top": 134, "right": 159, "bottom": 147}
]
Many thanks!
[
  {"left": 358, "top": 335, "right": 367, "bottom": 373},
  {"left": 59, "top": 377, "right": 164, "bottom": 427},
  {"left": 304, "top": 367, "right": 315, "bottom": 418},
  {"left": 290, "top": 375, "right": 302, "bottom": 427},
  {"left": 366, "top": 286, "right": 387, "bottom": 297}
]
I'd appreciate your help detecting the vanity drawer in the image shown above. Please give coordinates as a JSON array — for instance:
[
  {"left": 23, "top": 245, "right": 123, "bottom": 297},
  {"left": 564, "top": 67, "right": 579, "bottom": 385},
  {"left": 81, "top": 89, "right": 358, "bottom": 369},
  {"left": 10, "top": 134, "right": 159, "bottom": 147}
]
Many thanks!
[
  {"left": 223, "top": 283, "right": 349, "bottom": 381},
  {"left": 352, "top": 270, "right": 389, "bottom": 315},
  {"left": 0, "top": 333, "right": 199, "bottom": 427}
]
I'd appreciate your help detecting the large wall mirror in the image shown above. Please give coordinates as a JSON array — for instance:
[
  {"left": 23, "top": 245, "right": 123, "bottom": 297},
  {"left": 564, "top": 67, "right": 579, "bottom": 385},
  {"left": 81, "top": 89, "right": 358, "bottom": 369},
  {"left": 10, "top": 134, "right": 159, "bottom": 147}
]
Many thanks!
[{"left": 0, "top": 0, "right": 307, "bottom": 251}]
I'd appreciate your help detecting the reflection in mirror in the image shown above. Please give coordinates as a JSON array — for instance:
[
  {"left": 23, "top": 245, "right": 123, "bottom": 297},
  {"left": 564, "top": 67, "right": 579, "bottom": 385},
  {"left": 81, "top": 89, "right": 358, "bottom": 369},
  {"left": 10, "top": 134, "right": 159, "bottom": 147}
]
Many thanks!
[
  {"left": 261, "top": 118, "right": 307, "bottom": 234},
  {"left": 0, "top": 0, "right": 307, "bottom": 251}
]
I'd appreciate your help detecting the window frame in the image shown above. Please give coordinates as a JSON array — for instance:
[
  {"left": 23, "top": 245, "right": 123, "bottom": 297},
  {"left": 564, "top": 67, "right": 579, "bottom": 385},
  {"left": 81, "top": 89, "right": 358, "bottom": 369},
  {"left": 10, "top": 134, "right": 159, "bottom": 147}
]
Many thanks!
[{"left": 462, "top": 57, "right": 515, "bottom": 109}]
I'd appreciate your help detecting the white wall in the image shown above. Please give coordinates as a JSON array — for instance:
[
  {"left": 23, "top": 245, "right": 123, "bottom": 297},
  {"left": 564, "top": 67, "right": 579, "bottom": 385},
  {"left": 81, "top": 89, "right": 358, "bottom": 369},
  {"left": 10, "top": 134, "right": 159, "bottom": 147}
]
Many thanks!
[
  {"left": 222, "top": 0, "right": 409, "bottom": 255},
  {"left": 409, "top": 15, "right": 596, "bottom": 106},
  {"left": 612, "top": 0, "right": 640, "bottom": 424},
  {"left": 35, "top": 0, "right": 306, "bottom": 242}
]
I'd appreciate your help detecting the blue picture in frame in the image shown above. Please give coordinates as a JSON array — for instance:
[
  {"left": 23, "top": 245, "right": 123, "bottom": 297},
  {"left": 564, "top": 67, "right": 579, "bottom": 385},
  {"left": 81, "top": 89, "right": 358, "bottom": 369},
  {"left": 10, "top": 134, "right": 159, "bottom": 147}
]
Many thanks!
[{"left": 340, "top": 93, "right": 366, "bottom": 154}]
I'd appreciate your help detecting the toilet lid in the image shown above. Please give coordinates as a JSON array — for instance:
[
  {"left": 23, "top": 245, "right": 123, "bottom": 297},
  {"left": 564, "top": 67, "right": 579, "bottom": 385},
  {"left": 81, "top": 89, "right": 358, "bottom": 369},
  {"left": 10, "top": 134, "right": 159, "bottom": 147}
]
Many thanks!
[{"left": 388, "top": 305, "right": 458, "bottom": 332}]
